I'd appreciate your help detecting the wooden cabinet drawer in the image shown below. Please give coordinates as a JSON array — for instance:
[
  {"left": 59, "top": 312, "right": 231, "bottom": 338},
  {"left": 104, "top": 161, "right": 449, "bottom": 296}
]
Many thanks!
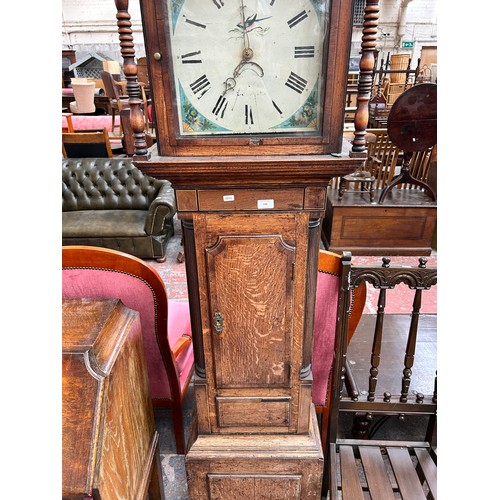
[
  {"left": 216, "top": 396, "right": 290, "bottom": 428},
  {"left": 198, "top": 189, "right": 303, "bottom": 211}
]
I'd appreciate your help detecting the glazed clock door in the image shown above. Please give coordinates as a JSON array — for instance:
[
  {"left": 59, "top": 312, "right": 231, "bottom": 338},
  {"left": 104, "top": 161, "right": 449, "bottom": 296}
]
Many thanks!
[
  {"left": 140, "top": 0, "right": 355, "bottom": 155},
  {"left": 167, "top": 0, "right": 328, "bottom": 136},
  {"left": 194, "top": 212, "right": 310, "bottom": 434}
]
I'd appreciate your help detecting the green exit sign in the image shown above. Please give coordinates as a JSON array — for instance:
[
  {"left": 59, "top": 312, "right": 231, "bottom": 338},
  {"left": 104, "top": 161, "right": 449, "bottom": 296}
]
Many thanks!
[{"left": 402, "top": 41, "right": 414, "bottom": 48}]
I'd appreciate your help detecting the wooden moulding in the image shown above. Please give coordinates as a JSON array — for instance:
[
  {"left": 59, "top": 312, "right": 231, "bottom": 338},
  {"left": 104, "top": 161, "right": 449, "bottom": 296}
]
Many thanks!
[
  {"left": 135, "top": 146, "right": 364, "bottom": 189},
  {"left": 185, "top": 405, "right": 323, "bottom": 500}
]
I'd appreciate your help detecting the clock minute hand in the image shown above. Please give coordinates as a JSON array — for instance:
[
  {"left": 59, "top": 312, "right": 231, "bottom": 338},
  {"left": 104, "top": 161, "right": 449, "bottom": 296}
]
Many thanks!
[
  {"left": 221, "top": 2, "right": 264, "bottom": 96},
  {"left": 239, "top": 2, "right": 253, "bottom": 61}
]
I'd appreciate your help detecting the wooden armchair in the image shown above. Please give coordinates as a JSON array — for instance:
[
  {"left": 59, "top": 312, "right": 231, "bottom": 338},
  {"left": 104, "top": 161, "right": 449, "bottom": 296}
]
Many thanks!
[
  {"left": 101, "top": 70, "right": 130, "bottom": 135},
  {"left": 62, "top": 245, "right": 195, "bottom": 454},
  {"left": 327, "top": 254, "right": 437, "bottom": 499},
  {"left": 101, "top": 69, "right": 150, "bottom": 136},
  {"left": 312, "top": 250, "right": 366, "bottom": 454}
]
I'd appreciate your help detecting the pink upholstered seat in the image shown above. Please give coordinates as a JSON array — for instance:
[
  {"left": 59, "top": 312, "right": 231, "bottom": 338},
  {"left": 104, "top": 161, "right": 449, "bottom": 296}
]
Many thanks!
[
  {"left": 311, "top": 250, "right": 366, "bottom": 453},
  {"left": 62, "top": 245, "right": 194, "bottom": 454},
  {"left": 312, "top": 267, "right": 341, "bottom": 408}
]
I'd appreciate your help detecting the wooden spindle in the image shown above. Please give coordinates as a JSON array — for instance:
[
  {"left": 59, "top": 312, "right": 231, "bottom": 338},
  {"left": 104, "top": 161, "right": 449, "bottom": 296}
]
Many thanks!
[
  {"left": 400, "top": 287, "right": 422, "bottom": 402},
  {"left": 351, "top": 0, "right": 380, "bottom": 156},
  {"left": 368, "top": 287, "right": 385, "bottom": 401},
  {"left": 114, "top": 0, "right": 150, "bottom": 160}
]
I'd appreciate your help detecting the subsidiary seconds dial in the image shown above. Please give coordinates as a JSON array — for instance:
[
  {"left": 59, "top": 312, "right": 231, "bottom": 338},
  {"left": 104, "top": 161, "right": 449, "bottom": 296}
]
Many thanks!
[{"left": 167, "top": 0, "right": 328, "bottom": 136}]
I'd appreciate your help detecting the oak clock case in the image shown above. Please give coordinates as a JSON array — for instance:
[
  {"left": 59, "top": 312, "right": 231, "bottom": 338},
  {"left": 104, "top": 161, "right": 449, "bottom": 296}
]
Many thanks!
[
  {"left": 168, "top": 0, "right": 328, "bottom": 136},
  {"left": 144, "top": 0, "right": 352, "bottom": 156}
]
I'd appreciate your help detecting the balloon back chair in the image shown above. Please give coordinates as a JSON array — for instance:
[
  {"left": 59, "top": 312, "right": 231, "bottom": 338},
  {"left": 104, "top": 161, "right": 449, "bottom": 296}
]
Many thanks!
[
  {"left": 62, "top": 245, "right": 195, "bottom": 454},
  {"left": 312, "top": 249, "right": 366, "bottom": 454}
]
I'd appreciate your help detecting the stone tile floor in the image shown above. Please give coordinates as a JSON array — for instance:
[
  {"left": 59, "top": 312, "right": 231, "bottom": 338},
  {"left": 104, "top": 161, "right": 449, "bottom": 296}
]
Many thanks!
[{"left": 154, "top": 384, "right": 194, "bottom": 499}]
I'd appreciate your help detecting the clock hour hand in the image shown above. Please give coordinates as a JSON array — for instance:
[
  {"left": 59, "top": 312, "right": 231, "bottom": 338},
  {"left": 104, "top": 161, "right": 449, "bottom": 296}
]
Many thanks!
[{"left": 222, "top": 60, "right": 264, "bottom": 96}]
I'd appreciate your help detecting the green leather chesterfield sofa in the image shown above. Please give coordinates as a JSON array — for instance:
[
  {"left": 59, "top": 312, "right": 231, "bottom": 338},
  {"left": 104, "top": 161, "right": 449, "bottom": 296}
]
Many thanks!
[{"left": 62, "top": 158, "right": 176, "bottom": 261}]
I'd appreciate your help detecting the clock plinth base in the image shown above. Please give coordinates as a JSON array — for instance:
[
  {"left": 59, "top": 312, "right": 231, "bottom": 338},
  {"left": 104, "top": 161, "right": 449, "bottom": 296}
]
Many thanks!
[{"left": 185, "top": 405, "right": 323, "bottom": 499}]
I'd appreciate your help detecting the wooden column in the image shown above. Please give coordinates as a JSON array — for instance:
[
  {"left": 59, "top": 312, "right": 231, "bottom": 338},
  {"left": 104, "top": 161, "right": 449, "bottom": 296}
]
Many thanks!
[
  {"left": 351, "top": 0, "right": 380, "bottom": 156},
  {"left": 114, "top": 0, "right": 150, "bottom": 160}
]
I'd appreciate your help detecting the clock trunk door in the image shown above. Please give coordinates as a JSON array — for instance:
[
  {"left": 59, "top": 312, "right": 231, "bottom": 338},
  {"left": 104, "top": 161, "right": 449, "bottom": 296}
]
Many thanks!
[
  {"left": 194, "top": 213, "right": 309, "bottom": 433},
  {"left": 207, "top": 234, "right": 294, "bottom": 389}
]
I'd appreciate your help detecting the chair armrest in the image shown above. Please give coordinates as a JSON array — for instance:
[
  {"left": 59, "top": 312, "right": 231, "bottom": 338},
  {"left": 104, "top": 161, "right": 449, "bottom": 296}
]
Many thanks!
[
  {"left": 144, "top": 181, "right": 177, "bottom": 235},
  {"left": 172, "top": 334, "right": 192, "bottom": 359}
]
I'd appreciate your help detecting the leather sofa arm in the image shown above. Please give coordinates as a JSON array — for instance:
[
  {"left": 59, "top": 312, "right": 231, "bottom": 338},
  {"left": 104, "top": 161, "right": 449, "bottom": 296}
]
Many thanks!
[{"left": 144, "top": 181, "right": 176, "bottom": 235}]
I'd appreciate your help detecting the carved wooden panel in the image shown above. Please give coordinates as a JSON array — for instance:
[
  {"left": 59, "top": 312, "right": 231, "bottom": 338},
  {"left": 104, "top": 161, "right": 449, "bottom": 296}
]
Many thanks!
[
  {"left": 216, "top": 396, "right": 291, "bottom": 428},
  {"left": 206, "top": 235, "right": 294, "bottom": 389},
  {"left": 208, "top": 474, "right": 301, "bottom": 499}
]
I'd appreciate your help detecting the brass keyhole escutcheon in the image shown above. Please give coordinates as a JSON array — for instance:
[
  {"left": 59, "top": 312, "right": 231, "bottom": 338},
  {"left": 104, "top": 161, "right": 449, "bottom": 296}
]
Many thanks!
[{"left": 214, "top": 311, "right": 224, "bottom": 334}]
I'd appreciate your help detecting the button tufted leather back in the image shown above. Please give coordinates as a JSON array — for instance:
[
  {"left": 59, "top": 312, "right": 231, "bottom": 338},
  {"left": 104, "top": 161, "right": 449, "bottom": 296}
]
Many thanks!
[{"left": 62, "top": 158, "right": 163, "bottom": 211}]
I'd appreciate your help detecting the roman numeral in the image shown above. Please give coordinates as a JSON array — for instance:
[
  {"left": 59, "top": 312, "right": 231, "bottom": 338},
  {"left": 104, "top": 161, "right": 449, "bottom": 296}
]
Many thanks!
[
  {"left": 245, "top": 104, "right": 254, "bottom": 125},
  {"left": 181, "top": 50, "right": 202, "bottom": 64},
  {"left": 294, "top": 46, "right": 315, "bottom": 58},
  {"left": 272, "top": 100, "right": 282, "bottom": 115},
  {"left": 285, "top": 72, "right": 307, "bottom": 94},
  {"left": 212, "top": 95, "right": 228, "bottom": 118},
  {"left": 184, "top": 18, "right": 206, "bottom": 29},
  {"left": 190, "top": 74, "right": 211, "bottom": 97},
  {"left": 212, "top": 0, "right": 224, "bottom": 8},
  {"left": 288, "top": 10, "right": 308, "bottom": 28}
]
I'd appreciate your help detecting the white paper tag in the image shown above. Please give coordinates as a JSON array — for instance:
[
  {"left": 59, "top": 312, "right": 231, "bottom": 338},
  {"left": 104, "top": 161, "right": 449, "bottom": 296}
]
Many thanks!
[
  {"left": 223, "top": 195, "right": 235, "bottom": 202},
  {"left": 257, "top": 199, "right": 274, "bottom": 209}
]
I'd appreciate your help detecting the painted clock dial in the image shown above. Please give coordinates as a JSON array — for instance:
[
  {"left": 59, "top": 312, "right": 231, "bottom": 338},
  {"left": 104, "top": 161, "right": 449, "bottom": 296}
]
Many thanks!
[{"left": 167, "top": 0, "right": 329, "bottom": 136}]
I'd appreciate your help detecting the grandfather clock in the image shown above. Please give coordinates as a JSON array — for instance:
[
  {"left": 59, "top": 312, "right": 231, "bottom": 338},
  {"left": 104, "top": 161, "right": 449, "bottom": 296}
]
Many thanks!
[{"left": 112, "top": 0, "right": 375, "bottom": 496}]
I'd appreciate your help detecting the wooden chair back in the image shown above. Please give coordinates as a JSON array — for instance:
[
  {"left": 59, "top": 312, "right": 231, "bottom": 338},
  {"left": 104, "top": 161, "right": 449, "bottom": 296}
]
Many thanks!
[
  {"left": 365, "top": 129, "right": 435, "bottom": 193},
  {"left": 101, "top": 70, "right": 123, "bottom": 103},
  {"left": 365, "top": 128, "right": 399, "bottom": 190},
  {"left": 137, "top": 56, "right": 149, "bottom": 87},
  {"left": 327, "top": 254, "right": 437, "bottom": 499},
  {"left": 62, "top": 245, "right": 195, "bottom": 454},
  {"left": 62, "top": 129, "right": 114, "bottom": 158},
  {"left": 101, "top": 70, "right": 133, "bottom": 135}
]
